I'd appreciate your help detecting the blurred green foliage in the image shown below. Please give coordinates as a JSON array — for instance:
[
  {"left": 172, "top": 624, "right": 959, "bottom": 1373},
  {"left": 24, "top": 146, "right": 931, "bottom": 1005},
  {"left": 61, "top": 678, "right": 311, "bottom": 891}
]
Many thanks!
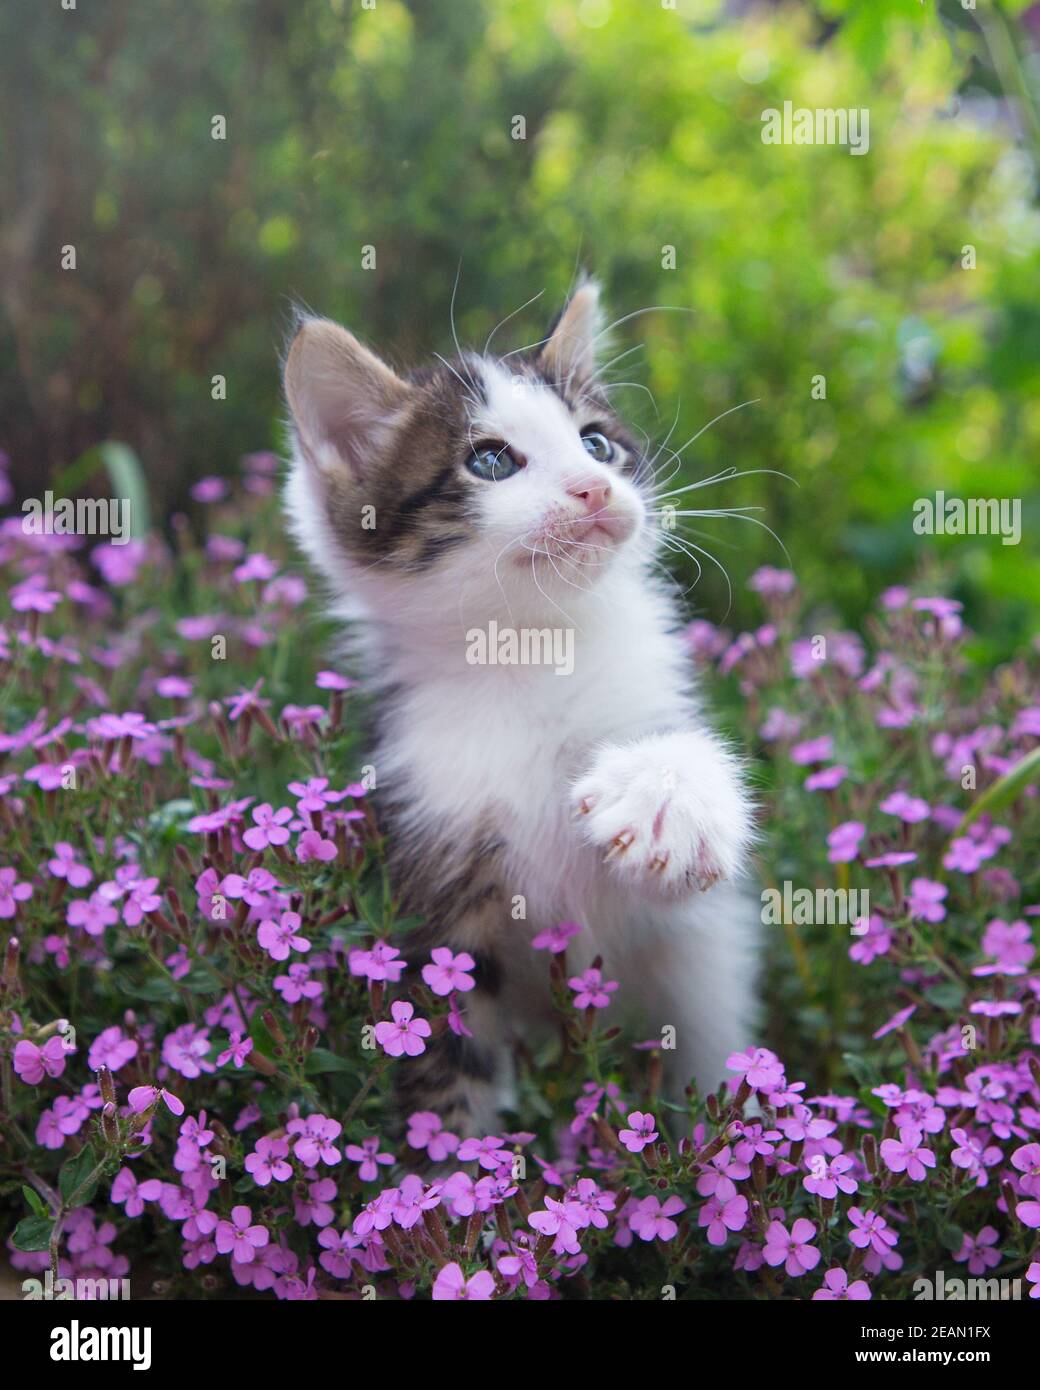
[{"left": 1, "top": 0, "right": 1038, "bottom": 650}]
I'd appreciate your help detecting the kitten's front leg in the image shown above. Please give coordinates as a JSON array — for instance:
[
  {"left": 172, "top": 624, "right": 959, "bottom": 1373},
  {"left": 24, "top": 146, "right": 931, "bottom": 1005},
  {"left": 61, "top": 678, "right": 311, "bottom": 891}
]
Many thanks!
[{"left": 570, "top": 730, "right": 754, "bottom": 896}]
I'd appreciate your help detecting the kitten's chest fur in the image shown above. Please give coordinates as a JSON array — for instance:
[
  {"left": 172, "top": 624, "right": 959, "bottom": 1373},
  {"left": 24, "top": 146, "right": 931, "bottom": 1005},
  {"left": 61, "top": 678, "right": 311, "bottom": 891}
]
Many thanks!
[{"left": 367, "top": 575, "right": 693, "bottom": 942}]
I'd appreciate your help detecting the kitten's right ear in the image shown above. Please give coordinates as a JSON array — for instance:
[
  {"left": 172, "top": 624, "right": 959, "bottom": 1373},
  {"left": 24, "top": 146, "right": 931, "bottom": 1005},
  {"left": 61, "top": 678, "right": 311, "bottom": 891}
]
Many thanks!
[{"left": 284, "top": 317, "right": 410, "bottom": 481}]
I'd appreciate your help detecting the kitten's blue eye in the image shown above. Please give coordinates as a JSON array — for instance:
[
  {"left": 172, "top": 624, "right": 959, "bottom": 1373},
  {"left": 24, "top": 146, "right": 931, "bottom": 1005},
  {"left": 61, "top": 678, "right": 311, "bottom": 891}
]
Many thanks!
[
  {"left": 466, "top": 442, "right": 521, "bottom": 481},
  {"left": 581, "top": 430, "right": 614, "bottom": 463}
]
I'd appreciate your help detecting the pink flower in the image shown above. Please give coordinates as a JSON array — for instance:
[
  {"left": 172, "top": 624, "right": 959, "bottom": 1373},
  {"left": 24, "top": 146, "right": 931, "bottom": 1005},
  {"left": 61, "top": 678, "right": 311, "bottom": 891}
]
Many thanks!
[
  {"left": 879, "top": 791, "right": 931, "bottom": 823},
  {"left": 47, "top": 842, "right": 93, "bottom": 888},
  {"left": 243, "top": 803, "right": 293, "bottom": 851},
  {"left": 872, "top": 1003, "right": 917, "bottom": 1039},
  {"left": 529, "top": 1196, "right": 586, "bottom": 1253},
  {"left": 629, "top": 1195, "right": 686, "bottom": 1243},
  {"left": 748, "top": 566, "right": 795, "bottom": 596},
  {"left": 950, "top": 1129, "right": 1003, "bottom": 1187},
  {"left": 791, "top": 735, "right": 833, "bottom": 766},
  {"left": 944, "top": 837, "right": 988, "bottom": 874},
  {"left": 827, "top": 821, "right": 865, "bottom": 863},
  {"left": 457, "top": 1134, "right": 508, "bottom": 1170},
  {"left": 759, "top": 707, "right": 802, "bottom": 741},
  {"left": 568, "top": 967, "right": 618, "bottom": 1009},
  {"left": 244, "top": 1137, "right": 293, "bottom": 1186},
  {"left": 162, "top": 1023, "right": 214, "bottom": 1079},
  {"left": 864, "top": 850, "right": 917, "bottom": 869},
  {"left": 1015, "top": 1201, "right": 1040, "bottom": 1229},
  {"left": 849, "top": 915, "right": 892, "bottom": 965},
  {"left": 215, "top": 1206, "right": 270, "bottom": 1263},
  {"left": 906, "top": 877, "right": 947, "bottom": 923},
  {"left": 316, "top": 670, "right": 354, "bottom": 691},
  {"left": 953, "top": 1226, "right": 1001, "bottom": 1275},
  {"left": 274, "top": 964, "right": 322, "bottom": 1004},
  {"left": 257, "top": 911, "right": 310, "bottom": 962},
  {"left": 108, "top": 874, "right": 161, "bottom": 927},
  {"left": 848, "top": 1208, "right": 899, "bottom": 1261},
  {"left": 111, "top": 1167, "right": 163, "bottom": 1218},
  {"left": 531, "top": 920, "right": 582, "bottom": 953},
  {"left": 348, "top": 940, "right": 404, "bottom": 983},
  {"left": 879, "top": 1126, "right": 935, "bottom": 1181},
  {"left": 14, "top": 1035, "right": 73, "bottom": 1084},
  {"left": 191, "top": 476, "right": 228, "bottom": 503},
  {"left": 128, "top": 1084, "right": 185, "bottom": 1117},
  {"left": 763, "top": 1218, "right": 820, "bottom": 1276},
  {"left": 618, "top": 1111, "right": 659, "bottom": 1153},
  {"left": 727, "top": 1046, "right": 785, "bottom": 1092},
  {"left": 812, "top": 1267, "right": 871, "bottom": 1300},
  {"left": 803, "top": 1152, "right": 858, "bottom": 1199},
  {"left": 1010, "top": 1142, "right": 1040, "bottom": 1196},
  {"left": 981, "top": 919, "right": 1034, "bottom": 970},
  {"left": 698, "top": 1188, "right": 748, "bottom": 1245},
  {"left": 345, "top": 1137, "right": 395, "bottom": 1182},
  {"left": 0, "top": 867, "right": 33, "bottom": 918},
  {"left": 421, "top": 947, "right": 476, "bottom": 996},
  {"left": 233, "top": 553, "right": 277, "bottom": 584},
  {"left": 287, "top": 1115, "right": 342, "bottom": 1168},
  {"left": 87, "top": 1026, "right": 138, "bottom": 1072},
  {"left": 374, "top": 1001, "right": 431, "bottom": 1058},
  {"left": 432, "top": 1261, "right": 495, "bottom": 1300},
  {"left": 295, "top": 829, "right": 337, "bottom": 863},
  {"left": 217, "top": 1032, "right": 255, "bottom": 1068},
  {"left": 407, "top": 1111, "right": 460, "bottom": 1163},
  {"left": 804, "top": 764, "right": 847, "bottom": 792}
]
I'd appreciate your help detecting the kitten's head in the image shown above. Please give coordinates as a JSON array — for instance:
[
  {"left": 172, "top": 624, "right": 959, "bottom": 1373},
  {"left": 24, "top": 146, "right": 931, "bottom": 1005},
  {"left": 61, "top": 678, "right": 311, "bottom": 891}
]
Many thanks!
[{"left": 283, "top": 280, "right": 650, "bottom": 623}]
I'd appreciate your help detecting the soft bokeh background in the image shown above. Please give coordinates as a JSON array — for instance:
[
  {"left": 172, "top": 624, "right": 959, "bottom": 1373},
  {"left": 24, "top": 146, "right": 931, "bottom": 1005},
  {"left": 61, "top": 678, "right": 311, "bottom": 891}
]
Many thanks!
[{"left": 2, "top": 0, "right": 1038, "bottom": 653}]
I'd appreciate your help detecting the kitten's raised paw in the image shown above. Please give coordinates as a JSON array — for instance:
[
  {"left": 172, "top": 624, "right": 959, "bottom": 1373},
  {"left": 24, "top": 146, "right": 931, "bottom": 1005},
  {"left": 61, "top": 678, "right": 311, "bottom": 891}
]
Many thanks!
[{"left": 570, "top": 737, "right": 750, "bottom": 897}]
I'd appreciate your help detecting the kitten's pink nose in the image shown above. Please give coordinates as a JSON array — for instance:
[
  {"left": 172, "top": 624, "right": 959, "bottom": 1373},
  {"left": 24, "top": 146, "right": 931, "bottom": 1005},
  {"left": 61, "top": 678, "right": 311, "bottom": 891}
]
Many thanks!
[{"left": 567, "top": 476, "right": 612, "bottom": 516}]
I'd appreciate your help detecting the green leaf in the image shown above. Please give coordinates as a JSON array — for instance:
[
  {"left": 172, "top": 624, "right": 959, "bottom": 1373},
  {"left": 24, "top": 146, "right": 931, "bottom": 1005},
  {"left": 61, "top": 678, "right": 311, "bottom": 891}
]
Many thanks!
[
  {"left": 938, "top": 1220, "right": 966, "bottom": 1254},
  {"left": 305, "top": 1048, "right": 357, "bottom": 1076},
  {"left": 49, "top": 441, "right": 150, "bottom": 539},
  {"left": 857, "top": 1087, "right": 888, "bottom": 1120},
  {"left": 925, "top": 980, "right": 965, "bottom": 1010},
  {"left": 97, "top": 441, "right": 150, "bottom": 539},
  {"left": 12, "top": 1216, "right": 53, "bottom": 1252},
  {"left": 21, "top": 1185, "right": 49, "bottom": 1219},
  {"left": 117, "top": 974, "right": 177, "bottom": 1004},
  {"left": 958, "top": 746, "right": 1040, "bottom": 833},
  {"left": 59, "top": 1144, "right": 99, "bottom": 1208},
  {"left": 842, "top": 1051, "right": 880, "bottom": 1089},
  {"left": 146, "top": 798, "right": 198, "bottom": 842}
]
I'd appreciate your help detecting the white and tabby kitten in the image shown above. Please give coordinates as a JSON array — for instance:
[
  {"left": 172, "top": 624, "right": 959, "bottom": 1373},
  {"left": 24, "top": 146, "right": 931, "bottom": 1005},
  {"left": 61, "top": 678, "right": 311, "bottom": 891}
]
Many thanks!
[{"left": 283, "top": 280, "right": 759, "bottom": 1136}]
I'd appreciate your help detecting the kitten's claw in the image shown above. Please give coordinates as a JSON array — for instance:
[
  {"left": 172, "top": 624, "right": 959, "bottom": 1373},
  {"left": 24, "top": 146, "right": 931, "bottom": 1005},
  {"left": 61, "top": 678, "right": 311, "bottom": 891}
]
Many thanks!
[
  {"left": 603, "top": 829, "right": 635, "bottom": 862},
  {"left": 648, "top": 851, "right": 670, "bottom": 875},
  {"left": 574, "top": 794, "right": 597, "bottom": 818}
]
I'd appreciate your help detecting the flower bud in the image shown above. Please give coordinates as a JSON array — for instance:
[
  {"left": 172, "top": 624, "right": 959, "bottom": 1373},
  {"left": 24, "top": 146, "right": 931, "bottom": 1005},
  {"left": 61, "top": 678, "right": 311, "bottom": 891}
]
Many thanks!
[
  {"left": 101, "top": 1102, "right": 120, "bottom": 1146},
  {"left": 97, "top": 1065, "right": 116, "bottom": 1106},
  {"left": 2, "top": 936, "right": 20, "bottom": 992}
]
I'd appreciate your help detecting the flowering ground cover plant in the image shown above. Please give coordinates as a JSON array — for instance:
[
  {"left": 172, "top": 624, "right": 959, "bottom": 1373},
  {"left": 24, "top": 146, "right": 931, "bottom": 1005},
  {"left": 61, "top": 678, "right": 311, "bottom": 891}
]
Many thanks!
[{"left": 1, "top": 449, "right": 1038, "bottom": 1301}]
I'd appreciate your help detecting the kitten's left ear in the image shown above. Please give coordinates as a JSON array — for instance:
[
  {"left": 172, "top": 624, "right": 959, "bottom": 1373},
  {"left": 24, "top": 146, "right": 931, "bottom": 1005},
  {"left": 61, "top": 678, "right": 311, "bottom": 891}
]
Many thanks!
[{"left": 540, "top": 277, "right": 605, "bottom": 387}]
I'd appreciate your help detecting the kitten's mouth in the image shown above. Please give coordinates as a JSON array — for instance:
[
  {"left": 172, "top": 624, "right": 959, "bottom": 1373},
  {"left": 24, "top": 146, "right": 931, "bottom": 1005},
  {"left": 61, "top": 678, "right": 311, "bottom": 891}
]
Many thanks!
[{"left": 524, "top": 509, "right": 636, "bottom": 563}]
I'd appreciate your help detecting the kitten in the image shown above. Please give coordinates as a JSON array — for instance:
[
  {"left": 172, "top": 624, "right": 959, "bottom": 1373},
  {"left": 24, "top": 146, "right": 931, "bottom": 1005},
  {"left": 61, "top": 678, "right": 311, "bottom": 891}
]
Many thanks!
[{"left": 283, "top": 280, "right": 759, "bottom": 1137}]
